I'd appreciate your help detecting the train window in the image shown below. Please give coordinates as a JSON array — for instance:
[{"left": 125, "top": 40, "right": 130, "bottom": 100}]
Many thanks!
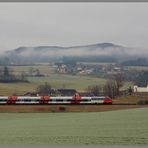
[
  {"left": 0, "top": 99, "right": 7, "bottom": 101},
  {"left": 25, "top": 99, "right": 31, "bottom": 102},
  {"left": 34, "top": 99, "right": 40, "bottom": 102},
  {"left": 91, "top": 97, "right": 105, "bottom": 100},
  {"left": 81, "top": 99, "right": 89, "bottom": 102},
  {"left": 55, "top": 99, "right": 63, "bottom": 102},
  {"left": 17, "top": 99, "right": 39, "bottom": 102},
  {"left": 66, "top": 99, "right": 72, "bottom": 101},
  {"left": 16, "top": 99, "right": 21, "bottom": 102}
]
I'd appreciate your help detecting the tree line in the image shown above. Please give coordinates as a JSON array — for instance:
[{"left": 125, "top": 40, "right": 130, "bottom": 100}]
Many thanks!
[
  {"left": 0, "top": 66, "right": 132, "bottom": 98},
  {"left": 87, "top": 73, "right": 132, "bottom": 98},
  {"left": 35, "top": 73, "right": 131, "bottom": 99},
  {"left": 0, "top": 66, "right": 28, "bottom": 83}
]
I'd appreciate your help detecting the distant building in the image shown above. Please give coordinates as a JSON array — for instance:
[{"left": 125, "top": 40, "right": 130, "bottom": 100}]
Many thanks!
[
  {"left": 133, "top": 85, "right": 148, "bottom": 93},
  {"left": 114, "top": 67, "right": 121, "bottom": 72},
  {"left": 78, "top": 92, "right": 94, "bottom": 97},
  {"left": 57, "top": 89, "right": 77, "bottom": 96}
]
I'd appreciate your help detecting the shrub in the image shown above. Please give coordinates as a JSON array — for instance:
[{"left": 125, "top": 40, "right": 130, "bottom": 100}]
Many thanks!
[
  {"left": 137, "top": 100, "right": 148, "bottom": 105},
  {"left": 59, "top": 106, "right": 66, "bottom": 111}
]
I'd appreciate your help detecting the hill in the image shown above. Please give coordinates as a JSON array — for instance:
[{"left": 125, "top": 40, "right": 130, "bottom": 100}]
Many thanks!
[{"left": 4, "top": 42, "right": 132, "bottom": 63}]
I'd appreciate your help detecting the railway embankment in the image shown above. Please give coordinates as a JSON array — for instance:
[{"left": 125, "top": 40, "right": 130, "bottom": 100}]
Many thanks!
[{"left": 0, "top": 104, "right": 147, "bottom": 113}]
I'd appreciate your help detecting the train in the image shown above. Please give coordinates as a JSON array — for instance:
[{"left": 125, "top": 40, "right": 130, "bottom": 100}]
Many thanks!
[{"left": 0, "top": 95, "right": 112, "bottom": 105}]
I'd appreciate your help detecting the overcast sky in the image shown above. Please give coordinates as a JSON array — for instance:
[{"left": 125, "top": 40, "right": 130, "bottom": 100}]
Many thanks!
[{"left": 0, "top": 3, "right": 148, "bottom": 52}]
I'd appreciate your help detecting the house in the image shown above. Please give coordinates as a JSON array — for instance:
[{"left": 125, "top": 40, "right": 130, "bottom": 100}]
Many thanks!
[
  {"left": 78, "top": 92, "right": 94, "bottom": 97},
  {"left": 133, "top": 85, "right": 148, "bottom": 93},
  {"left": 57, "top": 89, "right": 77, "bottom": 96}
]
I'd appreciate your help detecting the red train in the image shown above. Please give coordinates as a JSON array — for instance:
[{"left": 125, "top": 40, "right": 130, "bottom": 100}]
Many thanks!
[{"left": 0, "top": 95, "right": 112, "bottom": 105}]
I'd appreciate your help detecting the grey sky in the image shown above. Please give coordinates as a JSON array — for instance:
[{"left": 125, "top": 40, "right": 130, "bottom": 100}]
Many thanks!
[{"left": 0, "top": 3, "right": 148, "bottom": 52}]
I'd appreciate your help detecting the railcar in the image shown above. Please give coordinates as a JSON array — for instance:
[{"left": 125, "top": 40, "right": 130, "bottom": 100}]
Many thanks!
[{"left": 0, "top": 95, "right": 112, "bottom": 105}]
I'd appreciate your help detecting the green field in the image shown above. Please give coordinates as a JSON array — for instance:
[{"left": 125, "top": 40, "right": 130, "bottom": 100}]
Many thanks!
[
  {"left": 0, "top": 75, "right": 107, "bottom": 95},
  {"left": 0, "top": 65, "right": 132, "bottom": 95},
  {"left": 0, "top": 108, "right": 148, "bottom": 146},
  {"left": 0, "top": 65, "right": 108, "bottom": 95}
]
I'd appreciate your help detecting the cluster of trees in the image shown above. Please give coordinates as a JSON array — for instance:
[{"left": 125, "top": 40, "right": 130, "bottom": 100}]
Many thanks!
[
  {"left": 87, "top": 73, "right": 125, "bottom": 98},
  {"left": 135, "top": 71, "right": 148, "bottom": 86},
  {"left": 62, "top": 55, "right": 116, "bottom": 63},
  {"left": 0, "top": 66, "right": 28, "bottom": 83},
  {"left": 0, "top": 57, "right": 11, "bottom": 66},
  {"left": 28, "top": 67, "right": 45, "bottom": 77},
  {"left": 35, "top": 74, "right": 126, "bottom": 98},
  {"left": 124, "top": 70, "right": 148, "bottom": 87},
  {"left": 0, "top": 66, "right": 46, "bottom": 83},
  {"left": 36, "top": 82, "right": 51, "bottom": 95},
  {"left": 122, "top": 58, "right": 148, "bottom": 66}
]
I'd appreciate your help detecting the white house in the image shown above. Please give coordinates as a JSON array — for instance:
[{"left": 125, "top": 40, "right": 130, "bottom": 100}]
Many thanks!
[{"left": 133, "top": 85, "right": 148, "bottom": 93}]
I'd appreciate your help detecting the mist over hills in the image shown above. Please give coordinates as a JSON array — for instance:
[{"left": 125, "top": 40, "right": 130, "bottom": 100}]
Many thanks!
[{"left": 3, "top": 42, "right": 148, "bottom": 64}]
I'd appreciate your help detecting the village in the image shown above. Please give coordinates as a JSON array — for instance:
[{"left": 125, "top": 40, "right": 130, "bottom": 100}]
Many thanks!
[{"left": 52, "top": 62, "right": 127, "bottom": 76}]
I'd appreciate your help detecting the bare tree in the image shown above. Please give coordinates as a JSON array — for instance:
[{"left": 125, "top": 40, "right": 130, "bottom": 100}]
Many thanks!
[
  {"left": 36, "top": 82, "right": 51, "bottom": 95},
  {"left": 87, "top": 85, "right": 102, "bottom": 96},
  {"left": 103, "top": 80, "right": 118, "bottom": 99},
  {"left": 113, "top": 73, "right": 124, "bottom": 96},
  {"left": 29, "top": 67, "right": 34, "bottom": 76},
  {"left": 20, "top": 71, "right": 27, "bottom": 81},
  {"left": 103, "top": 73, "right": 124, "bottom": 98},
  {"left": 35, "top": 69, "right": 40, "bottom": 76}
]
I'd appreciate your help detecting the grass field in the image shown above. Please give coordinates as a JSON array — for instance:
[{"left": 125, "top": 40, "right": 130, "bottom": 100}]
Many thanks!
[
  {"left": 0, "top": 64, "right": 133, "bottom": 95},
  {"left": 0, "top": 75, "right": 107, "bottom": 95},
  {"left": 0, "top": 108, "right": 148, "bottom": 146},
  {"left": 0, "top": 65, "right": 108, "bottom": 95}
]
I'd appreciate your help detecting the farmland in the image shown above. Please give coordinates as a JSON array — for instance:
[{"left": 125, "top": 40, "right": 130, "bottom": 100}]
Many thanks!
[
  {"left": 0, "top": 64, "right": 132, "bottom": 95},
  {"left": 0, "top": 74, "right": 107, "bottom": 95},
  {"left": 0, "top": 108, "right": 148, "bottom": 146}
]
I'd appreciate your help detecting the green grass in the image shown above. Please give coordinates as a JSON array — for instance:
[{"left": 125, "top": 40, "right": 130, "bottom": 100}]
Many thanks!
[
  {"left": 0, "top": 65, "right": 132, "bottom": 95},
  {"left": 6, "top": 65, "right": 54, "bottom": 75},
  {"left": 0, "top": 75, "right": 107, "bottom": 95},
  {"left": 0, "top": 108, "right": 148, "bottom": 146},
  {"left": 28, "top": 74, "right": 107, "bottom": 89},
  {"left": 0, "top": 75, "right": 132, "bottom": 95}
]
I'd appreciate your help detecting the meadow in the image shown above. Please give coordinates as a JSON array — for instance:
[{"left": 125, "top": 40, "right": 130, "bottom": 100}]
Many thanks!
[
  {"left": 0, "top": 74, "right": 107, "bottom": 95},
  {"left": 0, "top": 108, "right": 148, "bottom": 146},
  {"left": 0, "top": 64, "right": 132, "bottom": 95}
]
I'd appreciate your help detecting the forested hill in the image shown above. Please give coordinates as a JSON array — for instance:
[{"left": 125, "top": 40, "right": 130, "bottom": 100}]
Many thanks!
[{"left": 2, "top": 42, "right": 148, "bottom": 64}]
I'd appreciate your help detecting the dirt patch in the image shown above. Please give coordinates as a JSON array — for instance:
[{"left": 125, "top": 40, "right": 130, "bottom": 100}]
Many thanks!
[
  {"left": 114, "top": 94, "right": 148, "bottom": 104},
  {"left": 0, "top": 104, "right": 147, "bottom": 113}
]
